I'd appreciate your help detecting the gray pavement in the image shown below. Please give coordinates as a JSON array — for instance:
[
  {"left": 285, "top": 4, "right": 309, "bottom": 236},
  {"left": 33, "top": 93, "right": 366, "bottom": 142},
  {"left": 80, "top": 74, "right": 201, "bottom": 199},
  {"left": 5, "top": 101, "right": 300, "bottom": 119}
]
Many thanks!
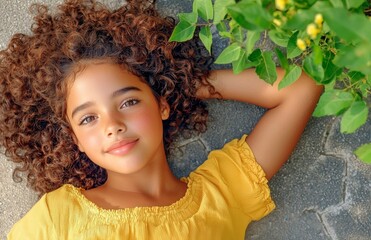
[{"left": 1, "top": 0, "right": 370, "bottom": 239}]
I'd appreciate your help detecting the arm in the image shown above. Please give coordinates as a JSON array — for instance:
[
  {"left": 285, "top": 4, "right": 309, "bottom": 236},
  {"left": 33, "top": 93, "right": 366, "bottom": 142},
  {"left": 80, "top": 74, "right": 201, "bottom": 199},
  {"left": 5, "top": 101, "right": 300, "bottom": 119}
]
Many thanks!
[{"left": 198, "top": 68, "right": 323, "bottom": 180}]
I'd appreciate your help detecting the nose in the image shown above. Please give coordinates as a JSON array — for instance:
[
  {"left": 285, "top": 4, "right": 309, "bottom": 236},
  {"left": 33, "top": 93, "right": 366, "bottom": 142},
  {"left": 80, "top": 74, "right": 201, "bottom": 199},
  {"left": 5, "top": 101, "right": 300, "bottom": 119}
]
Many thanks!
[{"left": 104, "top": 113, "right": 126, "bottom": 137}]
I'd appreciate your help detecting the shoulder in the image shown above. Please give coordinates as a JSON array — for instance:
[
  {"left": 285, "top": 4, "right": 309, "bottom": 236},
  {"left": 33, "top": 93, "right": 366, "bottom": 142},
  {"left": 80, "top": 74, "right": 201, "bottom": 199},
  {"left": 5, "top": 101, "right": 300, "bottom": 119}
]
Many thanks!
[
  {"left": 44, "top": 184, "right": 86, "bottom": 220},
  {"left": 191, "top": 135, "right": 260, "bottom": 180},
  {"left": 7, "top": 184, "right": 80, "bottom": 240},
  {"left": 45, "top": 184, "right": 77, "bottom": 201},
  {"left": 190, "top": 135, "right": 275, "bottom": 220}
]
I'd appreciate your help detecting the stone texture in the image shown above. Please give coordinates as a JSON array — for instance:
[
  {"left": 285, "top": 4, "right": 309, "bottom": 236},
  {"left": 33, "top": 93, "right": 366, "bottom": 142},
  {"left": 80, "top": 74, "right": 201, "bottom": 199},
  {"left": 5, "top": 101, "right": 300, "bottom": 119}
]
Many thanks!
[{"left": 1, "top": 0, "right": 370, "bottom": 239}]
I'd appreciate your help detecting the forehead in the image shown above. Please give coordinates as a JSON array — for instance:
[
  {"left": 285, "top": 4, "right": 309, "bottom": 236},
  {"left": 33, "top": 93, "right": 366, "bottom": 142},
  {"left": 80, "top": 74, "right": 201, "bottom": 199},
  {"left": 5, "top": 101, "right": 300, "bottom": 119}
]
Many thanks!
[
  {"left": 66, "top": 60, "right": 145, "bottom": 94},
  {"left": 65, "top": 61, "right": 153, "bottom": 114}
]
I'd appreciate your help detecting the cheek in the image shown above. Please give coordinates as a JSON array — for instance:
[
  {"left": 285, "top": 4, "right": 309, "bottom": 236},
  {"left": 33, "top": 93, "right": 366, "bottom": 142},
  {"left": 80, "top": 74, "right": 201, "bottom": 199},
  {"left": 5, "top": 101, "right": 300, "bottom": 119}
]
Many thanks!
[
  {"left": 75, "top": 129, "right": 102, "bottom": 153},
  {"left": 129, "top": 107, "right": 163, "bottom": 136}
]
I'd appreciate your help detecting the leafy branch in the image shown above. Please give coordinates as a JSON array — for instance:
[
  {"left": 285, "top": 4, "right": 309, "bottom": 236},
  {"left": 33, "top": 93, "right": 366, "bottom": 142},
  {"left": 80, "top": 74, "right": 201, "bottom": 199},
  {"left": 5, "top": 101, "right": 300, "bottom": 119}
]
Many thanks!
[{"left": 170, "top": 0, "right": 371, "bottom": 164}]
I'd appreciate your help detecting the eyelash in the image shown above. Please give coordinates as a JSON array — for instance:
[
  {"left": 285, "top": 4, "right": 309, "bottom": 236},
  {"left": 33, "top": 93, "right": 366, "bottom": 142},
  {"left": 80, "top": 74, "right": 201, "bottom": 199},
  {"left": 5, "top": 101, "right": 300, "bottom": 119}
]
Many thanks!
[
  {"left": 120, "top": 98, "right": 140, "bottom": 109},
  {"left": 78, "top": 99, "right": 140, "bottom": 126},
  {"left": 79, "top": 115, "right": 97, "bottom": 126}
]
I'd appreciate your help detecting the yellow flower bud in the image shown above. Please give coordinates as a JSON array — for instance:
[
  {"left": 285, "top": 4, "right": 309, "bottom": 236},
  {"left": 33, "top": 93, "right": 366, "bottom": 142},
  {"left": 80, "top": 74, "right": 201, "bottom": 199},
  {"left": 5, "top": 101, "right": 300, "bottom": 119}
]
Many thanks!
[
  {"left": 275, "top": 0, "right": 288, "bottom": 10},
  {"left": 273, "top": 19, "right": 282, "bottom": 26},
  {"left": 297, "top": 38, "right": 306, "bottom": 51},
  {"left": 307, "top": 23, "right": 319, "bottom": 39},
  {"left": 314, "top": 14, "right": 323, "bottom": 26}
]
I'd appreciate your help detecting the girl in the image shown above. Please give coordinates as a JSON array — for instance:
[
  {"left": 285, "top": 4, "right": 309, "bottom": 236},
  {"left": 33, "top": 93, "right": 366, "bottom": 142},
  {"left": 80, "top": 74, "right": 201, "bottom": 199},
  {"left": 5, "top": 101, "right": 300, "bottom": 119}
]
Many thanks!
[{"left": 0, "top": 0, "right": 322, "bottom": 239}]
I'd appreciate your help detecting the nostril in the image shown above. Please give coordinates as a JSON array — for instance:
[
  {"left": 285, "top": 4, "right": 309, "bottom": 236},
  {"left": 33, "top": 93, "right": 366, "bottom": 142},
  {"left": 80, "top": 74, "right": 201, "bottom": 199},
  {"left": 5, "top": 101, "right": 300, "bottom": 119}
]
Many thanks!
[{"left": 107, "top": 126, "right": 124, "bottom": 137}]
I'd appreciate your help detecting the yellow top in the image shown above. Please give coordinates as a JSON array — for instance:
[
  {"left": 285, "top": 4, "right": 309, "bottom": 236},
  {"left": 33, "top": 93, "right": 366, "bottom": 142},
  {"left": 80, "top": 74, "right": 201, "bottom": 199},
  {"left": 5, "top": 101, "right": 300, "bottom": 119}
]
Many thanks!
[{"left": 8, "top": 135, "right": 275, "bottom": 240}]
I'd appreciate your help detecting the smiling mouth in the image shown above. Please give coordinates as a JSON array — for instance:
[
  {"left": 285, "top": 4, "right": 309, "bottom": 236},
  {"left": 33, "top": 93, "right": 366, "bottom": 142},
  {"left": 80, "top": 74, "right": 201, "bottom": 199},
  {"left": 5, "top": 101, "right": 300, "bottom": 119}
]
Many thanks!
[{"left": 106, "top": 139, "right": 139, "bottom": 155}]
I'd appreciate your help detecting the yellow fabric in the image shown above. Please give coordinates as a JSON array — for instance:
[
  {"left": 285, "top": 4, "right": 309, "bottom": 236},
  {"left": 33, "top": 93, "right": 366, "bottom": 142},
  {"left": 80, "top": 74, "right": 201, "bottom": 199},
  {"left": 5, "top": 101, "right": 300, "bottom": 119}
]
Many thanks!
[{"left": 8, "top": 135, "right": 275, "bottom": 240}]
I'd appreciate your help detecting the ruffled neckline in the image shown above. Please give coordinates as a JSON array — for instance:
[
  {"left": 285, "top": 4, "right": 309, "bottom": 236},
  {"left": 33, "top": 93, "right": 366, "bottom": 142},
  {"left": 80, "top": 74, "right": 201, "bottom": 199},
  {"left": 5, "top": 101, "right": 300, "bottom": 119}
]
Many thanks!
[{"left": 65, "top": 176, "right": 202, "bottom": 224}]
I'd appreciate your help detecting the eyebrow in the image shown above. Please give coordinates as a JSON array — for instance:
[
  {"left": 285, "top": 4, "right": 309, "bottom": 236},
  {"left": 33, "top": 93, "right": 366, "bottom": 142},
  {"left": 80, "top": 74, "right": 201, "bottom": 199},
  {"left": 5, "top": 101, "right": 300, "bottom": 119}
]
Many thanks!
[
  {"left": 111, "top": 86, "right": 141, "bottom": 98},
  {"left": 71, "top": 86, "right": 141, "bottom": 118}
]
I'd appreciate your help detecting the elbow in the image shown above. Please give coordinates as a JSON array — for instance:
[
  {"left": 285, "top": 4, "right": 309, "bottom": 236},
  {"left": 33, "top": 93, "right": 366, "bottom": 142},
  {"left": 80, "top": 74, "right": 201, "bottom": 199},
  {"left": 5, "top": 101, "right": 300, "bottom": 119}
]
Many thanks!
[
  {"left": 267, "top": 72, "right": 323, "bottom": 109},
  {"left": 301, "top": 73, "right": 324, "bottom": 103},
  {"left": 282, "top": 72, "right": 324, "bottom": 106}
]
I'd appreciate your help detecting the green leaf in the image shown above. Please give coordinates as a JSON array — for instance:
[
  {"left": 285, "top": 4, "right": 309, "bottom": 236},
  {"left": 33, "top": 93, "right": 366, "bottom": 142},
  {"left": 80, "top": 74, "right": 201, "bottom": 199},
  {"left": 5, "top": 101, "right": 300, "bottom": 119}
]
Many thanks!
[
  {"left": 229, "top": 18, "right": 239, "bottom": 31},
  {"left": 287, "top": 31, "right": 302, "bottom": 59},
  {"left": 275, "top": 48, "right": 289, "bottom": 71},
  {"left": 214, "top": 43, "right": 242, "bottom": 64},
  {"left": 193, "top": 0, "right": 213, "bottom": 21},
  {"left": 329, "top": 0, "right": 344, "bottom": 8},
  {"left": 213, "top": 0, "right": 236, "bottom": 24},
  {"left": 232, "top": 51, "right": 247, "bottom": 74},
  {"left": 278, "top": 65, "right": 302, "bottom": 89},
  {"left": 322, "top": 51, "right": 342, "bottom": 84},
  {"left": 169, "top": 21, "right": 196, "bottom": 42},
  {"left": 178, "top": 12, "right": 198, "bottom": 24},
  {"left": 232, "top": 51, "right": 258, "bottom": 74},
  {"left": 230, "top": 25, "right": 244, "bottom": 42},
  {"left": 367, "top": 74, "right": 371, "bottom": 86},
  {"left": 345, "top": 0, "right": 365, "bottom": 9},
  {"left": 218, "top": 31, "right": 232, "bottom": 38},
  {"left": 246, "top": 31, "right": 261, "bottom": 55},
  {"left": 348, "top": 72, "right": 369, "bottom": 97},
  {"left": 313, "top": 90, "right": 354, "bottom": 117},
  {"left": 333, "top": 44, "right": 371, "bottom": 75},
  {"left": 355, "top": 143, "right": 371, "bottom": 164},
  {"left": 200, "top": 26, "right": 212, "bottom": 53},
  {"left": 313, "top": 0, "right": 333, "bottom": 11},
  {"left": 303, "top": 54, "right": 324, "bottom": 83},
  {"left": 256, "top": 51, "right": 277, "bottom": 85},
  {"left": 293, "top": 0, "right": 317, "bottom": 8},
  {"left": 348, "top": 71, "right": 365, "bottom": 81},
  {"left": 216, "top": 22, "right": 230, "bottom": 38},
  {"left": 285, "top": 9, "right": 316, "bottom": 31},
  {"left": 268, "top": 30, "right": 290, "bottom": 47},
  {"left": 359, "top": 83, "right": 370, "bottom": 97},
  {"left": 248, "top": 48, "right": 262, "bottom": 62},
  {"left": 312, "top": 45, "right": 323, "bottom": 65},
  {"left": 216, "top": 21, "right": 227, "bottom": 32},
  {"left": 321, "top": 8, "right": 371, "bottom": 44},
  {"left": 227, "top": 1, "right": 272, "bottom": 31},
  {"left": 340, "top": 100, "right": 368, "bottom": 133}
]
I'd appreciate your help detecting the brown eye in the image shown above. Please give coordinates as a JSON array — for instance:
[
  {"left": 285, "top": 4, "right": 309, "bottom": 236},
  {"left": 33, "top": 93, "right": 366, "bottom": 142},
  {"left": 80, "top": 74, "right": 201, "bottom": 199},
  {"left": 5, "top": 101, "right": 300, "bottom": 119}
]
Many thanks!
[
  {"left": 120, "top": 99, "right": 140, "bottom": 109},
  {"left": 79, "top": 115, "right": 97, "bottom": 125}
]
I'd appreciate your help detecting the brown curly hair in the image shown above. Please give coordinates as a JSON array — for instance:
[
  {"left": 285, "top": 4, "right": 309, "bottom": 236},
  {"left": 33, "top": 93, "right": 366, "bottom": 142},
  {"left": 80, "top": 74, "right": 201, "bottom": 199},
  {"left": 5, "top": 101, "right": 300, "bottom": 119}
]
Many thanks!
[{"left": 0, "top": 0, "right": 214, "bottom": 195}]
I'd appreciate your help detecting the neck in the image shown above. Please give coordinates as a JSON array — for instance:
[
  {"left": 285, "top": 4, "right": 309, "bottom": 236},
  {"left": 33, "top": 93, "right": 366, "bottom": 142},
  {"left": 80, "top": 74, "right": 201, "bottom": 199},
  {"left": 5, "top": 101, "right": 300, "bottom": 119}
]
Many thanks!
[{"left": 103, "top": 150, "right": 179, "bottom": 198}]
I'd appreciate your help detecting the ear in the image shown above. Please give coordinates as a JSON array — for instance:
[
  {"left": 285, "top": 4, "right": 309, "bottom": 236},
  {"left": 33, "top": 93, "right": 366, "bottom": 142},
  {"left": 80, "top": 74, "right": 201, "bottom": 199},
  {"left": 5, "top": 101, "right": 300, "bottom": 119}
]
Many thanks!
[
  {"left": 72, "top": 133, "right": 85, "bottom": 152},
  {"left": 159, "top": 97, "right": 170, "bottom": 120}
]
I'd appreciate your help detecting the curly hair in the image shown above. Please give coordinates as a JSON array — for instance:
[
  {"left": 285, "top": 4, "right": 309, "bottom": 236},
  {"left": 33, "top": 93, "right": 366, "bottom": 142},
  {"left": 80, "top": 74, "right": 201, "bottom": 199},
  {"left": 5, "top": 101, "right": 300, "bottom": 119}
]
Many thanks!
[{"left": 0, "top": 0, "right": 214, "bottom": 195}]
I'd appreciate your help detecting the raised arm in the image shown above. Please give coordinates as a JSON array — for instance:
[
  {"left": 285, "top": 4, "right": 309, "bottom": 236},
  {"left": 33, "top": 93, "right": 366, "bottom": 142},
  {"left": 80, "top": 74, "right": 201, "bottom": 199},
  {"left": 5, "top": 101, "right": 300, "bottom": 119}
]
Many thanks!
[{"left": 198, "top": 68, "right": 323, "bottom": 180}]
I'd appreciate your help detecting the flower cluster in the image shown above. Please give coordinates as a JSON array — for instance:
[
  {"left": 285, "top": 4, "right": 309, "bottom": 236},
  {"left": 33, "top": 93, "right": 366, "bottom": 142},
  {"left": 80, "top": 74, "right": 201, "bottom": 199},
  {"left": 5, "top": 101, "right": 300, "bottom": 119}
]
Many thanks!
[
  {"left": 307, "top": 14, "right": 323, "bottom": 39},
  {"left": 296, "top": 13, "right": 324, "bottom": 51},
  {"left": 296, "top": 38, "right": 307, "bottom": 51},
  {"left": 275, "top": 0, "right": 289, "bottom": 11}
]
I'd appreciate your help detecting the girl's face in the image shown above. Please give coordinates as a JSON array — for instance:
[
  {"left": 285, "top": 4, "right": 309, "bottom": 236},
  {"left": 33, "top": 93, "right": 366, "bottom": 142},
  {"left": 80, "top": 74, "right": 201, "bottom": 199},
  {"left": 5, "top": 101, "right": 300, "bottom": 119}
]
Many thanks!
[{"left": 66, "top": 62, "right": 170, "bottom": 176}]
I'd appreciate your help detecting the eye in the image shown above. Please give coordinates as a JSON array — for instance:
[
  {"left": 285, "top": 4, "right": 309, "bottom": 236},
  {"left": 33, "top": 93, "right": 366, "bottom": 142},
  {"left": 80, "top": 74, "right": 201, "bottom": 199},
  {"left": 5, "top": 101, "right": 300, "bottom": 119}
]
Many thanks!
[
  {"left": 79, "top": 115, "right": 97, "bottom": 125},
  {"left": 120, "top": 99, "right": 140, "bottom": 109}
]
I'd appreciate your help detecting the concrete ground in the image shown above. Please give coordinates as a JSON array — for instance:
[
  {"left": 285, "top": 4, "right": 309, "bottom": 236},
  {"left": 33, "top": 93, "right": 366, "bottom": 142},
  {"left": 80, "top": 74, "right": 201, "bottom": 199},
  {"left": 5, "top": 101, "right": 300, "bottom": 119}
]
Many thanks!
[{"left": 1, "top": 0, "right": 370, "bottom": 239}]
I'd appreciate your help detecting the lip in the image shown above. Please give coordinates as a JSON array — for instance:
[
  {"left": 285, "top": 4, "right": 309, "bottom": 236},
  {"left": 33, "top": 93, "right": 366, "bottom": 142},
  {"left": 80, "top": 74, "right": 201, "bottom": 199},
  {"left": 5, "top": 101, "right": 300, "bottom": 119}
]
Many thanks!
[{"left": 105, "top": 139, "right": 139, "bottom": 155}]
